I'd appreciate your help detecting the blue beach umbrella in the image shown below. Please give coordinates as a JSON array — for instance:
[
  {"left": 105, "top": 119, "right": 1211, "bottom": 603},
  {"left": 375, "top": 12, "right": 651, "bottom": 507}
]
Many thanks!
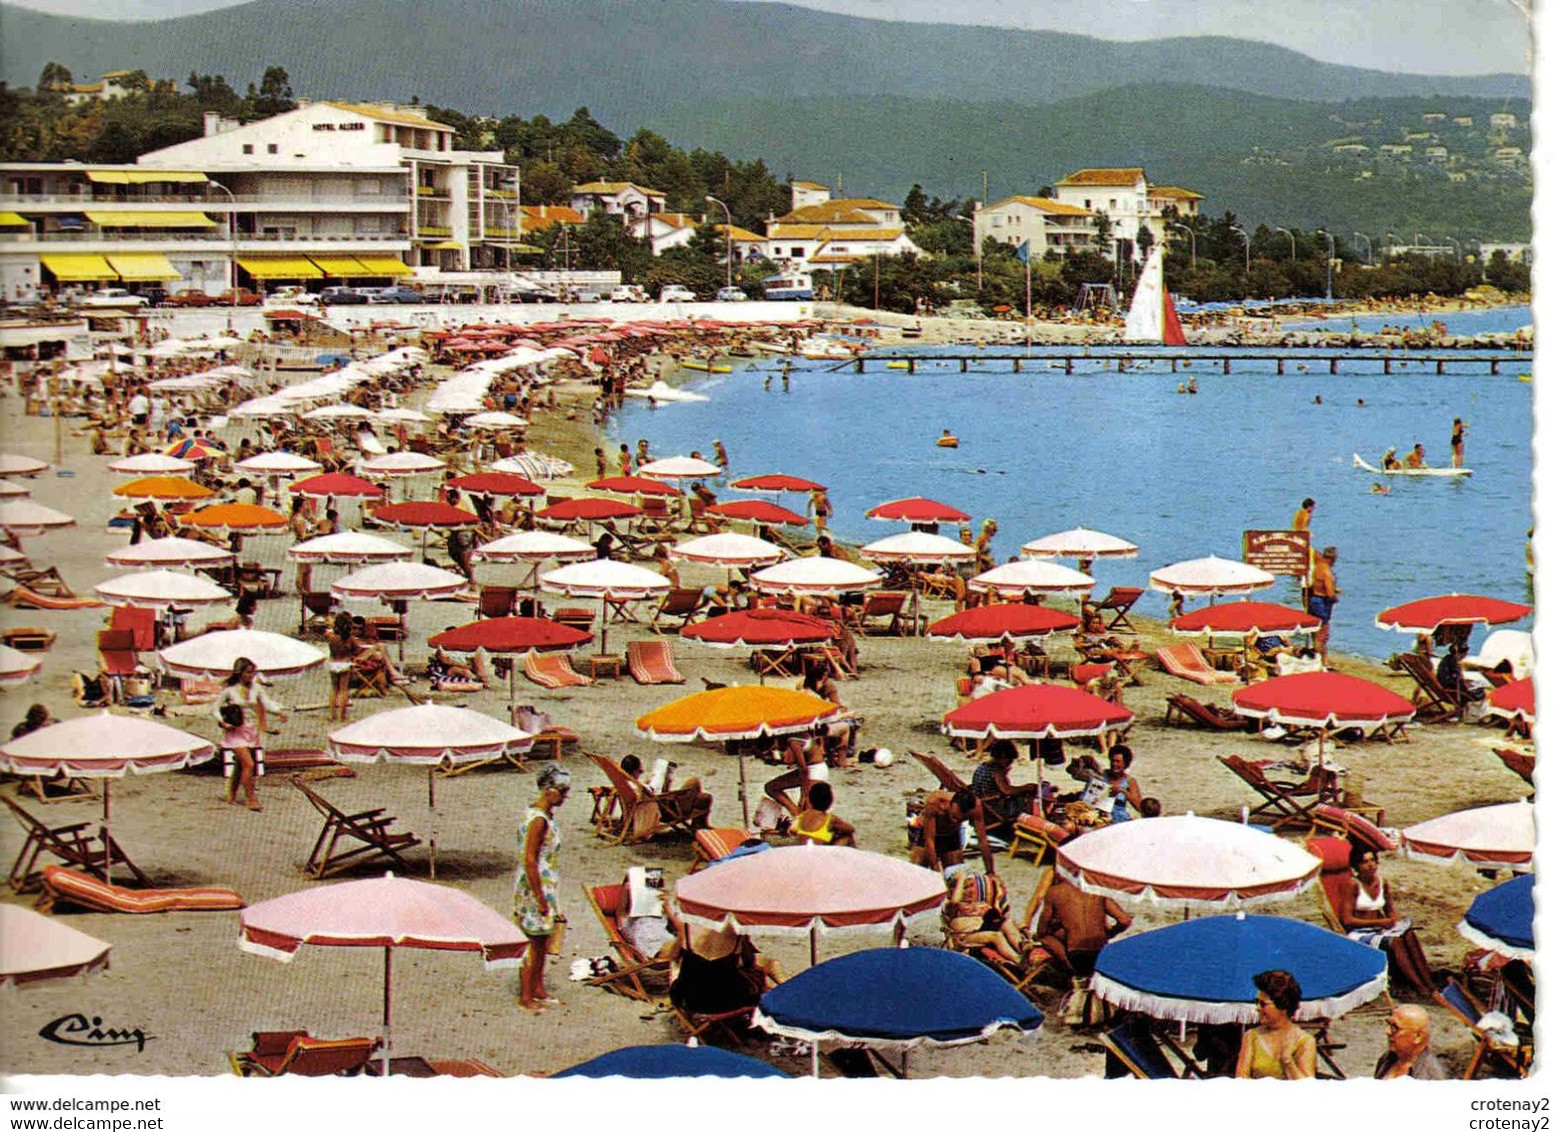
[
  {"left": 753, "top": 947, "right": 1041, "bottom": 1076},
  {"left": 1091, "top": 913, "right": 1387, "bottom": 1024},
  {"left": 1458, "top": 874, "right": 1534, "bottom": 961},
  {"left": 553, "top": 1043, "right": 789, "bottom": 1079}
]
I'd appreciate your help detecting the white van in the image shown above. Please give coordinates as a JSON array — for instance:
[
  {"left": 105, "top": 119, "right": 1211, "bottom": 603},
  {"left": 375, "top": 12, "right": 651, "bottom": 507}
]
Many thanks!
[{"left": 658, "top": 285, "right": 697, "bottom": 303}]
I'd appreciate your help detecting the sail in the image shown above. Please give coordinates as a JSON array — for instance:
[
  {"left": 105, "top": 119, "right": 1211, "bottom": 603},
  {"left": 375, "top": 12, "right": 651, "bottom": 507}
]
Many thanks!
[
  {"left": 1162, "top": 285, "right": 1188, "bottom": 346},
  {"left": 1123, "top": 245, "right": 1165, "bottom": 343}
]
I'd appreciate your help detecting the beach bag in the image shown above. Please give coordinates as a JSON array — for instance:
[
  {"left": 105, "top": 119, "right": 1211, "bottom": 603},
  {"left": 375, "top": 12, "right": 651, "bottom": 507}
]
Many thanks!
[{"left": 546, "top": 915, "right": 567, "bottom": 957}]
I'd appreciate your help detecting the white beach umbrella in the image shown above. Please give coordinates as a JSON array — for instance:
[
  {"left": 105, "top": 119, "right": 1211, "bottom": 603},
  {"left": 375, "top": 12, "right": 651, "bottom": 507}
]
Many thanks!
[
  {"left": 148, "top": 373, "right": 220, "bottom": 392},
  {"left": 359, "top": 452, "right": 447, "bottom": 477},
  {"left": 472, "top": 531, "right": 595, "bottom": 564},
  {"left": 105, "top": 536, "right": 236, "bottom": 570},
  {"left": 967, "top": 560, "right": 1095, "bottom": 600},
  {"left": 107, "top": 453, "right": 197, "bottom": 475},
  {"left": 332, "top": 562, "right": 469, "bottom": 603},
  {"left": 94, "top": 569, "right": 233, "bottom": 609},
  {"left": 158, "top": 630, "right": 326, "bottom": 680},
  {"left": 639, "top": 455, "right": 722, "bottom": 479},
  {"left": 228, "top": 396, "right": 297, "bottom": 419},
  {"left": 0, "top": 545, "right": 30, "bottom": 567},
  {"left": 859, "top": 531, "right": 976, "bottom": 565},
  {"left": 0, "top": 481, "right": 28, "bottom": 499},
  {"left": 1022, "top": 527, "right": 1139, "bottom": 561},
  {"left": 0, "top": 905, "right": 111, "bottom": 987},
  {"left": 287, "top": 532, "right": 412, "bottom": 565},
  {"left": 1400, "top": 801, "right": 1535, "bottom": 871},
  {"left": 0, "top": 644, "right": 42, "bottom": 688},
  {"left": 303, "top": 403, "right": 373, "bottom": 422},
  {"left": 750, "top": 557, "right": 884, "bottom": 597},
  {"left": 670, "top": 533, "right": 787, "bottom": 569},
  {"left": 541, "top": 559, "right": 671, "bottom": 652},
  {"left": 462, "top": 411, "right": 528, "bottom": 429},
  {"left": 374, "top": 407, "right": 431, "bottom": 424},
  {"left": 491, "top": 452, "right": 574, "bottom": 480},
  {"left": 0, "top": 502, "right": 75, "bottom": 536},
  {"left": 1150, "top": 555, "right": 1275, "bottom": 597},
  {"left": 0, "top": 455, "right": 49, "bottom": 478},
  {"left": 235, "top": 451, "right": 324, "bottom": 476}
]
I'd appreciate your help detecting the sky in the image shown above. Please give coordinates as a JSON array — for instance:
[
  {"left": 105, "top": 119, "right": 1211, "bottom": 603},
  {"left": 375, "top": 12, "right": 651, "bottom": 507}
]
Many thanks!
[{"left": 5, "top": 0, "right": 1533, "bottom": 76}]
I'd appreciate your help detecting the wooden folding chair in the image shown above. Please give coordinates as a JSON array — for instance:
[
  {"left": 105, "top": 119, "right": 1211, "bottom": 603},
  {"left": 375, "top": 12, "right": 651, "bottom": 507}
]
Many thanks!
[
  {"left": 523, "top": 651, "right": 593, "bottom": 689},
  {"left": 1164, "top": 693, "right": 1248, "bottom": 731},
  {"left": 1437, "top": 979, "right": 1532, "bottom": 1079},
  {"left": 1217, "top": 754, "right": 1328, "bottom": 831},
  {"left": 1100, "top": 1023, "right": 1196, "bottom": 1079},
  {"left": 626, "top": 639, "right": 685, "bottom": 685},
  {"left": 908, "top": 749, "right": 1012, "bottom": 837},
  {"left": 648, "top": 588, "right": 705, "bottom": 634},
  {"left": 580, "top": 881, "right": 673, "bottom": 1002},
  {"left": 291, "top": 776, "right": 421, "bottom": 879},
  {"left": 478, "top": 585, "right": 517, "bottom": 618},
  {"left": 3, "top": 794, "right": 147, "bottom": 892},
  {"left": 586, "top": 753, "right": 701, "bottom": 844},
  {"left": 854, "top": 591, "right": 909, "bottom": 636},
  {"left": 228, "top": 1032, "right": 381, "bottom": 1077},
  {"left": 1388, "top": 652, "right": 1466, "bottom": 723},
  {"left": 1096, "top": 586, "right": 1144, "bottom": 632}
]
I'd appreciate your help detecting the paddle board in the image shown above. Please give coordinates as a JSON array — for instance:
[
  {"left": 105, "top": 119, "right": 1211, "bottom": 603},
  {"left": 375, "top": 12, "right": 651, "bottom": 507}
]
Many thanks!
[
  {"left": 1352, "top": 454, "right": 1472, "bottom": 477},
  {"left": 681, "top": 360, "right": 732, "bottom": 374}
]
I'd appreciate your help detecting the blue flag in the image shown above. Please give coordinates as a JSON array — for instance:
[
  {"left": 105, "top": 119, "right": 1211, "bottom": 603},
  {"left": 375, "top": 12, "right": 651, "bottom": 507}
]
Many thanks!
[{"left": 1015, "top": 239, "right": 1031, "bottom": 264}]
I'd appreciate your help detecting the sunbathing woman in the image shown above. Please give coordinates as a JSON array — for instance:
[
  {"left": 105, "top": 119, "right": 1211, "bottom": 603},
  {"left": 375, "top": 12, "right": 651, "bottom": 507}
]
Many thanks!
[
  {"left": 944, "top": 866, "right": 1032, "bottom": 966},
  {"left": 1339, "top": 844, "right": 1438, "bottom": 996}
]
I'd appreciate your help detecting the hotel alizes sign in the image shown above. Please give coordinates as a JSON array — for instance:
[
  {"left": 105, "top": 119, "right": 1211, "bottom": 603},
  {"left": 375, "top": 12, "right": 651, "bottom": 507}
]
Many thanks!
[
  {"left": 1243, "top": 529, "right": 1310, "bottom": 577},
  {"left": 312, "top": 122, "right": 367, "bottom": 132}
]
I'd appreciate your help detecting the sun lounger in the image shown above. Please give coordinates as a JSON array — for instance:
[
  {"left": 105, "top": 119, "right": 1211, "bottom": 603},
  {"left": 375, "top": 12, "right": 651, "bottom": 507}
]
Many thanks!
[
  {"left": 692, "top": 827, "right": 758, "bottom": 869},
  {"left": 581, "top": 881, "right": 674, "bottom": 1003},
  {"left": 1437, "top": 978, "right": 1531, "bottom": 1079},
  {"left": 4, "top": 795, "right": 147, "bottom": 892},
  {"left": 1308, "top": 804, "right": 1393, "bottom": 851},
  {"left": 523, "top": 650, "right": 593, "bottom": 689},
  {"left": 364, "top": 1056, "right": 502, "bottom": 1078},
  {"left": 1164, "top": 694, "right": 1248, "bottom": 730},
  {"left": 626, "top": 639, "right": 684, "bottom": 685},
  {"left": 1218, "top": 754, "right": 1328, "bottom": 831},
  {"left": 1, "top": 585, "right": 105, "bottom": 610},
  {"left": 1156, "top": 643, "right": 1238, "bottom": 685},
  {"left": 1, "top": 626, "right": 57, "bottom": 652},
  {"left": 228, "top": 1031, "right": 381, "bottom": 1077},
  {"left": 292, "top": 776, "right": 421, "bottom": 879},
  {"left": 37, "top": 865, "right": 244, "bottom": 914},
  {"left": 1493, "top": 746, "right": 1534, "bottom": 786}
]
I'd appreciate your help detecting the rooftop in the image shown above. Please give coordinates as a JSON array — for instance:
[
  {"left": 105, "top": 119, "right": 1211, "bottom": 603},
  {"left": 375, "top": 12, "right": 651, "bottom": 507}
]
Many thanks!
[{"left": 1056, "top": 168, "right": 1147, "bottom": 187}]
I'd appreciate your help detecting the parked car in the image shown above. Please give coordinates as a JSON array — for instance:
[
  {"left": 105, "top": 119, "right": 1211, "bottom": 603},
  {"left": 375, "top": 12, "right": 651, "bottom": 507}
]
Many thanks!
[
  {"left": 214, "top": 288, "right": 264, "bottom": 307},
  {"left": 369, "top": 285, "right": 427, "bottom": 304},
  {"left": 715, "top": 286, "right": 749, "bottom": 302},
  {"left": 139, "top": 286, "right": 169, "bottom": 307},
  {"left": 320, "top": 287, "right": 371, "bottom": 306},
  {"left": 504, "top": 286, "right": 555, "bottom": 303},
  {"left": 658, "top": 285, "right": 697, "bottom": 303},
  {"left": 609, "top": 285, "right": 648, "bottom": 303},
  {"left": 165, "top": 289, "right": 218, "bottom": 308},
  {"left": 263, "top": 287, "right": 321, "bottom": 307},
  {"left": 567, "top": 287, "right": 604, "bottom": 303},
  {"left": 79, "top": 287, "right": 150, "bottom": 309}
]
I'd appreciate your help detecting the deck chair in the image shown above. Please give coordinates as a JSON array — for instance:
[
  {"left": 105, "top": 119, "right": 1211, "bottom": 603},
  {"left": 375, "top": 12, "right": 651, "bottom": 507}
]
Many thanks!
[
  {"left": 626, "top": 639, "right": 684, "bottom": 685},
  {"left": 1101, "top": 1023, "right": 1193, "bottom": 1079},
  {"left": 524, "top": 651, "right": 593, "bottom": 689},
  {"left": 292, "top": 776, "right": 421, "bottom": 878},
  {"left": 20, "top": 771, "right": 97, "bottom": 805},
  {"left": 0, "top": 585, "right": 105, "bottom": 610},
  {"left": 586, "top": 752, "right": 702, "bottom": 844},
  {"left": 2, "top": 565, "right": 74, "bottom": 597},
  {"left": 228, "top": 1032, "right": 380, "bottom": 1077},
  {"left": 1388, "top": 652, "right": 1465, "bottom": 723},
  {"left": 1096, "top": 586, "right": 1144, "bottom": 632},
  {"left": 1218, "top": 754, "right": 1327, "bottom": 831},
  {"left": 178, "top": 676, "right": 223, "bottom": 705},
  {"left": 478, "top": 585, "right": 517, "bottom": 618},
  {"left": 692, "top": 827, "right": 760, "bottom": 869},
  {"left": 909, "top": 749, "right": 1013, "bottom": 837},
  {"left": 510, "top": 704, "right": 579, "bottom": 760},
  {"left": 2, "top": 626, "right": 57, "bottom": 652},
  {"left": 1307, "top": 835, "right": 1434, "bottom": 999},
  {"left": 1437, "top": 979, "right": 1531, "bottom": 1079},
  {"left": 4, "top": 794, "right": 147, "bottom": 892},
  {"left": 349, "top": 662, "right": 390, "bottom": 699},
  {"left": 298, "top": 591, "right": 335, "bottom": 635},
  {"left": 1308, "top": 805, "right": 1394, "bottom": 853},
  {"left": 1165, "top": 694, "right": 1248, "bottom": 731},
  {"left": 854, "top": 591, "right": 909, "bottom": 636},
  {"left": 1156, "top": 643, "right": 1238, "bottom": 686},
  {"left": 580, "top": 882, "right": 674, "bottom": 1003},
  {"left": 110, "top": 604, "right": 158, "bottom": 650},
  {"left": 1493, "top": 746, "right": 1534, "bottom": 786},
  {"left": 648, "top": 588, "right": 705, "bottom": 634},
  {"left": 942, "top": 870, "right": 1053, "bottom": 1005},
  {"left": 37, "top": 865, "right": 244, "bottom": 914}
]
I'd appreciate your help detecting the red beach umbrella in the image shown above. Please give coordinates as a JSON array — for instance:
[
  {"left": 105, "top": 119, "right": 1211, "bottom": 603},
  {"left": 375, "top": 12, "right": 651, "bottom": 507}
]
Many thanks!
[
  {"left": 1231, "top": 671, "right": 1417, "bottom": 730},
  {"left": 1375, "top": 594, "right": 1533, "bottom": 634},
  {"left": 370, "top": 501, "right": 479, "bottom": 529},
  {"left": 707, "top": 500, "right": 810, "bottom": 526},
  {"left": 587, "top": 475, "right": 683, "bottom": 497},
  {"left": 926, "top": 603, "right": 1081, "bottom": 643},
  {"left": 538, "top": 497, "right": 642, "bottom": 522},
  {"left": 289, "top": 472, "right": 385, "bottom": 499},
  {"left": 430, "top": 617, "right": 593, "bottom": 698},
  {"left": 943, "top": 684, "right": 1133, "bottom": 741},
  {"left": 1487, "top": 677, "right": 1534, "bottom": 724},
  {"left": 730, "top": 474, "right": 826, "bottom": 493},
  {"left": 866, "top": 497, "right": 971, "bottom": 524},
  {"left": 681, "top": 609, "right": 837, "bottom": 649},
  {"left": 1169, "top": 601, "right": 1322, "bottom": 636},
  {"left": 447, "top": 472, "right": 545, "bottom": 497}
]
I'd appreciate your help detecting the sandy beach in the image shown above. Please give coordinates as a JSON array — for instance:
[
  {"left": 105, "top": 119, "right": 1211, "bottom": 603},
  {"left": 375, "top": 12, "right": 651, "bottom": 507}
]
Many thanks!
[{"left": 0, "top": 325, "right": 1533, "bottom": 1080}]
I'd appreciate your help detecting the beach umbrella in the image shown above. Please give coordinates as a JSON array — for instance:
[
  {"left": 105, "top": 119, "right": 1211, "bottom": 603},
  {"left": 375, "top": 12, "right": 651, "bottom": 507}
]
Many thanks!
[
  {"left": 865, "top": 496, "right": 970, "bottom": 525},
  {"left": 227, "top": 396, "right": 297, "bottom": 419},
  {"left": 0, "top": 454, "right": 49, "bottom": 477},
  {"left": 540, "top": 560, "right": 670, "bottom": 653},
  {"left": 707, "top": 500, "right": 810, "bottom": 526},
  {"left": 0, "top": 643, "right": 42, "bottom": 688},
  {"left": 1375, "top": 594, "right": 1533, "bottom": 634},
  {"left": 447, "top": 472, "right": 545, "bottom": 498},
  {"left": 587, "top": 475, "right": 683, "bottom": 498},
  {"left": 490, "top": 451, "right": 574, "bottom": 480},
  {"left": 640, "top": 456, "right": 722, "bottom": 479},
  {"left": 673, "top": 846, "right": 945, "bottom": 964},
  {"left": 0, "top": 906, "right": 111, "bottom": 988},
  {"left": 327, "top": 704, "right": 532, "bottom": 877},
  {"left": 1056, "top": 813, "right": 1322, "bottom": 909},
  {"left": 359, "top": 452, "right": 446, "bottom": 478},
  {"left": 302, "top": 403, "right": 373, "bottom": 422},
  {"left": 234, "top": 452, "right": 324, "bottom": 493},
  {"left": 0, "top": 502, "right": 75, "bottom": 537},
  {"left": 165, "top": 438, "right": 223, "bottom": 462},
  {"left": 158, "top": 630, "right": 325, "bottom": 680},
  {"left": 1230, "top": 671, "right": 1416, "bottom": 761},
  {"left": 750, "top": 557, "right": 883, "bottom": 597},
  {"left": 1457, "top": 874, "right": 1534, "bottom": 961},
  {"left": 370, "top": 501, "right": 479, "bottom": 530},
  {"left": 1091, "top": 913, "right": 1387, "bottom": 1024},
  {"left": 94, "top": 569, "right": 233, "bottom": 609},
  {"left": 637, "top": 686, "right": 842, "bottom": 824},
  {"left": 1487, "top": 677, "right": 1534, "bottom": 724},
  {"left": 333, "top": 562, "right": 469, "bottom": 661},
  {"left": 112, "top": 475, "right": 216, "bottom": 502},
  {"left": 239, "top": 875, "right": 525, "bottom": 1074},
  {"left": 179, "top": 502, "right": 289, "bottom": 535},
  {"left": 105, "top": 536, "right": 235, "bottom": 570},
  {"left": 0, "top": 481, "right": 27, "bottom": 499},
  {"left": 926, "top": 603, "right": 1080, "bottom": 643},
  {"left": 429, "top": 616, "right": 592, "bottom": 701},
  {"left": 0, "top": 713, "right": 214, "bottom": 878},
  {"left": 107, "top": 453, "right": 196, "bottom": 475},
  {"left": 670, "top": 533, "right": 787, "bottom": 570},
  {"left": 861, "top": 532, "right": 976, "bottom": 632},
  {"left": 0, "top": 545, "right": 28, "bottom": 567},
  {"left": 537, "top": 497, "right": 643, "bottom": 523},
  {"left": 1170, "top": 600, "right": 1321, "bottom": 637},
  {"left": 1022, "top": 527, "right": 1139, "bottom": 566},
  {"left": 288, "top": 532, "right": 411, "bottom": 565},
  {"left": 1150, "top": 555, "right": 1275, "bottom": 600},
  {"left": 1400, "top": 801, "right": 1534, "bottom": 871},
  {"left": 730, "top": 473, "right": 825, "bottom": 493},
  {"left": 460, "top": 410, "right": 528, "bottom": 429},
  {"left": 755, "top": 947, "right": 1042, "bottom": 1077},
  {"left": 943, "top": 684, "right": 1134, "bottom": 743},
  {"left": 967, "top": 560, "right": 1095, "bottom": 600},
  {"left": 288, "top": 472, "right": 385, "bottom": 499},
  {"left": 681, "top": 608, "right": 837, "bottom": 685},
  {"left": 374, "top": 407, "right": 431, "bottom": 425},
  {"left": 553, "top": 1044, "right": 788, "bottom": 1079},
  {"left": 471, "top": 531, "right": 595, "bottom": 564}
]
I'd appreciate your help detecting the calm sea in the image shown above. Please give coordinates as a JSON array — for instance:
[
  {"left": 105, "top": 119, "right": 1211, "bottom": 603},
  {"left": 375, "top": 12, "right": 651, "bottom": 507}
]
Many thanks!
[{"left": 612, "top": 307, "right": 1534, "bottom": 660}]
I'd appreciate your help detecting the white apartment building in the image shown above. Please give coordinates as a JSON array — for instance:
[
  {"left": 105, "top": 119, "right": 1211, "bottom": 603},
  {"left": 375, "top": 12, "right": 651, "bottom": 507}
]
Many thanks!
[
  {"left": 1049, "top": 168, "right": 1202, "bottom": 263},
  {"left": 570, "top": 182, "right": 666, "bottom": 220},
  {"left": 0, "top": 100, "right": 519, "bottom": 301},
  {"left": 972, "top": 195, "right": 1094, "bottom": 258},
  {"left": 763, "top": 185, "right": 921, "bottom": 279}
]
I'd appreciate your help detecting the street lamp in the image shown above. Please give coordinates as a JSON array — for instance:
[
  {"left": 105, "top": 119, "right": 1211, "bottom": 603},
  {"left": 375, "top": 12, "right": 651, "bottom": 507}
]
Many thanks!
[
  {"left": 1352, "top": 231, "right": 1373, "bottom": 265},
  {"left": 1273, "top": 227, "right": 1296, "bottom": 260},
  {"left": 1232, "top": 225, "right": 1250, "bottom": 274},
  {"left": 704, "top": 194, "right": 733, "bottom": 289},
  {"left": 1171, "top": 222, "right": 1196, "bottom": 267},
  {"left": 1318, "top": 229, "right": 1335, "bottom": 302},
  {"left": 209, "top": 180, "right": 238, "bottom": 331}
]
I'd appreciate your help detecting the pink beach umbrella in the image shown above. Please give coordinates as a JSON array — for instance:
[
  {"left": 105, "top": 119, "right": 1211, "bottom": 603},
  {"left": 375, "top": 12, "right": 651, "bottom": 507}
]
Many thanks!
[
  {"left": 540, "top": 560, "right": 670, "bottom": 653},
  {"left": 0, "top": 643, "right": 42, "bottom": 688},
  {"left": 0, "top": 905, "right": 111, "bottom": 987},
  {"left": 94, "top": 569, "right": 233, "bottom": 610},
  {"left": 967, "top": 560, "right": 1095, "bottom": 601},
  {"left": 1400, "top": 801, "right": 1534, "bottom": 871},
  {"left": 157, "top": 630, "right": 325, "bottom": 680},
  {"left": 107, "top": 453, "right": 196, "bottom": 475},
  {"left": 670, "top": 533, "right": 787, "bottom": 570},
  {"left": 105, "top": 537, "right": 236, "bottom": 571},
  {"left": 1150, "top": 555, "right": 1275, "bottom": 601},
  {"left": 239, "top": 874, "right": 526, "bottom": 1073},
  {"left": 332, "top": 563, "right": 469, "bottom": 663}
]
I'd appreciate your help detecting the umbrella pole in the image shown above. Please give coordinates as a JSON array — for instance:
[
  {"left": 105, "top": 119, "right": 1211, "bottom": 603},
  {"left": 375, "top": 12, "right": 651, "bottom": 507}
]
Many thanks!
[
  {"left": 382, "top": 946, "right": 393, "bottom": 1075},
  {"left": 102, "top": 781, "right": 112, "bottom": 883},
  {"left": 811, "top": 1041, "right": 820, "bottom": 1079},
  {"left": 428, "top": 767, "right": 437, "bottom": 879},
  {"left": 728, "top": 740, "right": 750, "bottom": 827},
  {"left": 599, "top": 594, "right": 609, "bottom": 655},
  {"left": 810, "top": 923, "right": 819, "bottom": 967}
]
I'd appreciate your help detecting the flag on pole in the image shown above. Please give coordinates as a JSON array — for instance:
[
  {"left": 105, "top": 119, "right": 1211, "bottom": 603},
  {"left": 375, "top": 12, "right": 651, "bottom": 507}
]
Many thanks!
[{"left": 1015, "top": 239, "right": 1031, "bottom": 264}]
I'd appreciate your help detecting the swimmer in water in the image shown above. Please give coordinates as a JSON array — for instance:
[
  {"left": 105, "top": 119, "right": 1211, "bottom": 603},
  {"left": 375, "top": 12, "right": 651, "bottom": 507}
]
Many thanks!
[{"left": 1371, "top": 483, "right": 1391, "bottom": 495}]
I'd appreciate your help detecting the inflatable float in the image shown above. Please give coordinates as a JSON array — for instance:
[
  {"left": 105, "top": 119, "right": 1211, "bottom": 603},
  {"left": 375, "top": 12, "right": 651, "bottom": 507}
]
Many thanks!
[{"left": 1352, "top": 453, "right": 1471, "bottom": 477}]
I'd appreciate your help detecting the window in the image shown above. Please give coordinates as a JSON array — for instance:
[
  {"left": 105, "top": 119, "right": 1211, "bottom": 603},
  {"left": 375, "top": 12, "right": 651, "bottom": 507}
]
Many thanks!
[
  {"left": 267, "top": 144, "right": 278, "bottom": 154},
  {"left": 792, "top": 246, "right": 804, "bottom": 258},
  {"left": 242, "top": 144, "right": 254, "bottom": 155}
]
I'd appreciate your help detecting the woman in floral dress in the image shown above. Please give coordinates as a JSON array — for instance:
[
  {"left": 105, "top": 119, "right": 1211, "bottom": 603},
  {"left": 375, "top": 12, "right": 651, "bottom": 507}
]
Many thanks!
[{"left": 515, "top": 764, "right": 570, "bottom": 1012}]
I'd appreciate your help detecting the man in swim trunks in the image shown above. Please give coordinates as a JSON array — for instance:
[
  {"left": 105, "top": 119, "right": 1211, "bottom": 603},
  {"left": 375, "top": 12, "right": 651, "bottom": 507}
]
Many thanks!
[
  {"left": 1405, "top": 443, "right": 1426, "bottom": 469},
  {"left": 1291, "top": 498, "right": 1314, "bottom": 532},
  {"left": 1032, "top": 877, "right": 1132, "bottom": 1025},
  {"left": 1308, "top": 546, "right": 1339, "bottom": 663}
]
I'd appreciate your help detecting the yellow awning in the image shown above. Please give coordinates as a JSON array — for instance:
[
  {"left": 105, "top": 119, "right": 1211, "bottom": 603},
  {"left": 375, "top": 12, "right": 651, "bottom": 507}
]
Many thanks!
[
  {"left": 40, "top": 253, "right": 117, "bottom": 282},
  {"left": 350, "top": 255, "right": 413, "bottom": 277},
  {"left": 85, "top": 211, "right": 217, "bottom": 228},
  {"left": 237, "top": 256, "right": 324, "bottom": 280},
  {"left": 0, "top": 212, "right": 27, "bottom": 227},
  {"left": 106, "top": 253, "right": 181, "bottom": 282},
  {"left": 86, "top": 170, "right": 208, "bottom": 185},
  {"left": 421, "top": 240, "right": 461, "bottom": 250},
  {"left": 307, "top": 255, "right": 374, "bottom": 277}
]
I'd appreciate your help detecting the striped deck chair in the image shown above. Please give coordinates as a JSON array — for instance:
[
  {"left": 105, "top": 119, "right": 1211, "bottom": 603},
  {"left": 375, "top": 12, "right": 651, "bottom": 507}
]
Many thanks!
[
  {"left": 1, "top": 586, "right": 105, "bottom": 611},
  {"left": 626, "top": 639, "right": 684, "bottom": 685},
  {"left": 1155, "top": 643, "right": 1238, "bottom": 685},
  {"left": 37, "top": 865, "right": 245, "bottom": 915},
  {"left": 692, "top": 827, "right": 759, "bottom": 869},
  {"left": 229, "top": 1032, "right": 380, "bottom": 1077},
  {"left": 523, "top": 651, "right": 593, "bottom": 689}
]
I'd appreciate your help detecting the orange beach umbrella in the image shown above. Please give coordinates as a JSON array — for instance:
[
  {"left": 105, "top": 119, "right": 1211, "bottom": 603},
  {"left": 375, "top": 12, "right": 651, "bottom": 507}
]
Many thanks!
[
  {"left": 112, "top": 476, "right": 216, "bottom": 501},
  {"left": 179, "top": 502, "right": 289, "bottom": 534}
]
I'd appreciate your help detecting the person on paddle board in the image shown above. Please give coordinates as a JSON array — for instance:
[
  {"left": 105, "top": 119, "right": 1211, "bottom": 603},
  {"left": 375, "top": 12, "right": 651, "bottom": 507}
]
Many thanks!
[
  {"left": 1381, "top": 447, "right": 1401, "bottom": 471},
  {"left": 1451, "top": 418, "right": 1467, "bottom": 468},
  {"left": 1404, "top": 443, "right": 1426, "bottom": 470}
]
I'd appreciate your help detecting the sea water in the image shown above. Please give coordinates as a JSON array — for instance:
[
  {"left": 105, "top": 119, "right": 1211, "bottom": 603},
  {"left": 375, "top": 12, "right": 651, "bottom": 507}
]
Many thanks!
[{"left": 613, "top": 307, "right": 1533, "bottom": 660}]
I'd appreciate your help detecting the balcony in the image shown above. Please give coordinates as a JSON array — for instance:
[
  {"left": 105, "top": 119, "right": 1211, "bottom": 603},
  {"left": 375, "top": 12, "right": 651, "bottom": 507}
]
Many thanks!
[
  {"left": 1, "top": 230, "right": 410, "bottom": 255},
  {"left": 417, "top": 226, "right": 453, "bottom": 238},
  {"left": 1, "top": 192, "right": 407, "bottom": 207}
]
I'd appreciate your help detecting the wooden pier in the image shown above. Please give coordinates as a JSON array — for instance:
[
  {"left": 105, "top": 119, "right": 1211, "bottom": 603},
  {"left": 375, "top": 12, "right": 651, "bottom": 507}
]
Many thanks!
[{"left": 827, "top": 351, "right": 1532, "bottom": 376}]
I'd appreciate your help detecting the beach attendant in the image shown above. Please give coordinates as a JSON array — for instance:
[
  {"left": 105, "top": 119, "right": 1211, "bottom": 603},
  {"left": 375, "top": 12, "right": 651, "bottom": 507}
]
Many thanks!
[{"left": 516, "top": 764, "right": 570, "bottom": 1012}]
